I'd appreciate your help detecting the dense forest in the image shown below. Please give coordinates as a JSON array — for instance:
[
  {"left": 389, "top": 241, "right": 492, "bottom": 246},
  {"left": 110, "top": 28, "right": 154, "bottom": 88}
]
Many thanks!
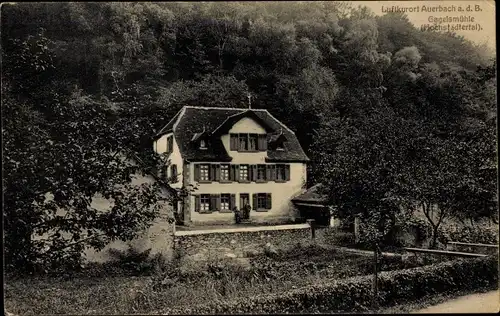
[{"left": 2, "top": 2, "right": 497, "bottom": 271}]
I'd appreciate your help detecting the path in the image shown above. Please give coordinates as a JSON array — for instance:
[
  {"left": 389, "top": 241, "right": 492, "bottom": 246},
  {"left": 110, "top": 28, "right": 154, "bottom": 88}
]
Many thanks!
[{"left": 412, "top": 290, "right": 499, "bottom": 313}]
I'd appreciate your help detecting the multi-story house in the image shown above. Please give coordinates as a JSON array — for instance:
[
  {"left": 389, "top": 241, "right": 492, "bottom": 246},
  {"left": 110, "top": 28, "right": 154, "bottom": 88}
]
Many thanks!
[{"left": 153, "top": 106, "right": 309, "bottom": 226}]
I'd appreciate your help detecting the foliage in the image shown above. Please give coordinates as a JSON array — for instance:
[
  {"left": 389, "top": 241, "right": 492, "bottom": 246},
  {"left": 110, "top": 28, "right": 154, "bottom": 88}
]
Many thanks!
[
  {"left": 160, "top": 256, "right": 498, "bottom": 314},
  {"left": 2, "top": 31, "right": 173, "bottom": 274},
  {"left": 2, "top": 2, "right": 496, "bottom": 270},
  {"left": 438, "top": 224, "right": 499, "bottom": 245}
]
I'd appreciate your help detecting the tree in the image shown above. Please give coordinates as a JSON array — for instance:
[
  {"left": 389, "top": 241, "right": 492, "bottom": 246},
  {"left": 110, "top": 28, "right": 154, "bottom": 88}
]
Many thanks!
[{"left": 2, "top": 31, "right": 173, "bottom": 274}]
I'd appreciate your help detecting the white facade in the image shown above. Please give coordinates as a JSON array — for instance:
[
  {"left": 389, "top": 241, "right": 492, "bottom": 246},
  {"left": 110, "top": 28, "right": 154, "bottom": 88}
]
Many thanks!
[{"left": 154, "top": 110, "right": 308, "bottom": 225}]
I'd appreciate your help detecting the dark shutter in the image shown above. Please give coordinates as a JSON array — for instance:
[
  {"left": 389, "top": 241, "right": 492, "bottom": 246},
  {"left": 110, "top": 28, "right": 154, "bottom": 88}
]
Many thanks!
[
  {"left": 215, "top": 164, "right": 221, "bottom": 181},
  {"left": 210, "top": 164, "right": 217, "bottom": 181},
  {"left": 230, "top": 134, "right": 238, "bottom": 150},
  {"left": 195, "top": 195, "right": 200, "bottom": 212},
  {"left": 266, "top": 165, "right": 272, "bottom": 180},
  {"left": 266, "top": 193, "right": 272, "bottom": 209},
  {"left": 230, "top": 194, "right": 236, "bottom": 210},
  {"left": 231, "top": 165, "right": 236, "bottom": 181},
  {"left": 270, "top": 165, "right": 276, "bottom": 181},
  {"left": 252, "top": 194, "right": 257, "bottom": 210},
  {"left": 234, "top": 165, "right": 240, "bottom": 182},
  {"left": 210, "top": 195, "right": 218, "bottom": 212},
  {"left": 194, "top": 164, "right": 200, "bottom": 181},
  {"left": 285, "top": 164, "right": 290, "bottom": 181},
  {"left": 251, "top": 165, "right": 257, "bottom": 181},
  {"left": 216, "top": 194, "right": 221, "bottom": 211}
]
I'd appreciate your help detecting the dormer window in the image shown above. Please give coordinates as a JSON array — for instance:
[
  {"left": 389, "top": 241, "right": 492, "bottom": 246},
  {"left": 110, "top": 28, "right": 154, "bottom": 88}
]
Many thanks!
[
  {"left": 269, "top": 129, "right": 287, "bottom": 151},
  {"left": 230, "top": 133, "right": 267, "bottom": 152},
  {"left": 200, "top": 139, "right": 207, "bottom": 149}
]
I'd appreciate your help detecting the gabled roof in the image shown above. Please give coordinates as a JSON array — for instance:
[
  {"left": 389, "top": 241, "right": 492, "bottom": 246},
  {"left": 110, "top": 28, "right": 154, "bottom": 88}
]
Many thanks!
[
  {"left": 292, "top": 184, "right": 327, "bottom": 205},
  {"left": 155, "top": 106, "right": 309, "bottom": 162},
  {"left": 212, "top": 110, "right": 275, "bottom": 136}
]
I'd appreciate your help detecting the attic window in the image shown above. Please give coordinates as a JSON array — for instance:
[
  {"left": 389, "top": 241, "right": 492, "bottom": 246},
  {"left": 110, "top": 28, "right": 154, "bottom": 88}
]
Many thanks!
[
  {"left": 200, "top": 139, "right": 207, "bottom": 149},
  {"left": 276, "top": 142, "right": 285, "bottom": 151}
]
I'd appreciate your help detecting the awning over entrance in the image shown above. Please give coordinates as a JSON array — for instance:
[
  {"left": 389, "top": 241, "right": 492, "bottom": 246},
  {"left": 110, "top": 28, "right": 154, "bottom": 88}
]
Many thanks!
[{"left": 292, "top": 183, "right": 328, "bottom": 208}]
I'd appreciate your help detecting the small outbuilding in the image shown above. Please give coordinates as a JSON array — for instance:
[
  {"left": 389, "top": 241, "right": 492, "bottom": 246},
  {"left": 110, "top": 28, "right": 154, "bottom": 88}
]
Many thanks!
[{"left": 292, "top": 184, "right": 339, "bottom": 227}]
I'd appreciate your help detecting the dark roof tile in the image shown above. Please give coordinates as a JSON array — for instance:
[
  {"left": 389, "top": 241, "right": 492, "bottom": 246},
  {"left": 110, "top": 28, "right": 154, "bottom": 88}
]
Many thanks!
[{"left": 157, "top": 106, "right": 309, "bottom": 162}]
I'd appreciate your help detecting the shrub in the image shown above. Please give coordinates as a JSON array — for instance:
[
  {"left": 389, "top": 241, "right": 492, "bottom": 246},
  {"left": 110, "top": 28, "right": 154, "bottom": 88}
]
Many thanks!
[
  {"left": 438, "top": 224, "right": 499, "bottom": 245},
  {"left": 160, "top": 255, "right": 498, "bottom": 314}
]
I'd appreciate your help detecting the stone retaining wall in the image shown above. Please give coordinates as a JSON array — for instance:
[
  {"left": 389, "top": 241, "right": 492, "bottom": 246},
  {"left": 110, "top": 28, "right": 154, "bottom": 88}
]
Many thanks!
[{"left": 174, "top": 224, "right": 314, "bottom": 256}]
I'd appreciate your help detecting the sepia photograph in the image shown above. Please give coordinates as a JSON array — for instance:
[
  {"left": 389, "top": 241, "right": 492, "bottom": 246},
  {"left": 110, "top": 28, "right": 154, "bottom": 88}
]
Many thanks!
[{"left": 2, "top": 1, "right": 498, "bottom": 314}]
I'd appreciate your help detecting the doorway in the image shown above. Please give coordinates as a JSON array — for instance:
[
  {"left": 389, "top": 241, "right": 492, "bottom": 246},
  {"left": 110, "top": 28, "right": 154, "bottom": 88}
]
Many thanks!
[{"left": 240, "top": 193, "right": 250, "bottom": 220}]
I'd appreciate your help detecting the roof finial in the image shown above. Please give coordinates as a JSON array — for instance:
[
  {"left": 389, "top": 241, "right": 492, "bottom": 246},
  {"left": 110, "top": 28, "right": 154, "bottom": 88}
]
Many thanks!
[{"left": 247, "top": 92, "right": 252, "bottom": 109}]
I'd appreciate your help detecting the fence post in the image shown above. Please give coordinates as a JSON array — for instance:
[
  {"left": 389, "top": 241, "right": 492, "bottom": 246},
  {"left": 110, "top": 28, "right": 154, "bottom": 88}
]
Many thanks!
[
  {"left": 372, "top": 244, "right": 379, "bottom": 309},
  {"left": 307, "top": 219, "right": 316, "bottom": 239}
]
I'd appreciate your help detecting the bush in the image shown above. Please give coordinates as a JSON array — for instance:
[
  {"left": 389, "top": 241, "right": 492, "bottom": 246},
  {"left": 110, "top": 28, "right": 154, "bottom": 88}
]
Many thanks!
[
  {"left": 438, "top": 224, "right": 499, "bottom": 245},
  {"left": 160, "top": 255, "right": 498, "bottom": 314}
]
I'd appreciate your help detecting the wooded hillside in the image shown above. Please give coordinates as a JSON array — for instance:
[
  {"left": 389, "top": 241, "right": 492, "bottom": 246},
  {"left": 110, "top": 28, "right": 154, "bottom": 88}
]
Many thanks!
[{"left": 2, "top": 2, "right": 496, "bottom": 271}]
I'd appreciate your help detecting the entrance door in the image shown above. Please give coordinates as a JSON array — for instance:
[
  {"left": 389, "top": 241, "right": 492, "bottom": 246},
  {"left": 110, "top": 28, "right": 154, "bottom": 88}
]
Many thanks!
[{"left": 240, "top": 193, "right": 250, "bottom": 219}]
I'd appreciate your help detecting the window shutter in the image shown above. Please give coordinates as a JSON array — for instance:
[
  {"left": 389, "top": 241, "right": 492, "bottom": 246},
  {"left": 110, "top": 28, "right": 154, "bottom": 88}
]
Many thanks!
[
  {"left": 194, "top": 164, "right": 200, "bottom": 181},
  {"left": 234, "top": 165, "right": 240, "bottom": 182},
  {"left": 210, "top": 164, "right": 217, "bottom": 181},
  {"left": 285, "top": 164, "right": 290, "bottom": 181},
  {"left": 230, "top": 194, "right": 236, "bottom": 210},
  {"left": 252, "top": 194, "right": 257, "bottom": 210},
  {"left": 230, "top": 134, "right": 237, "bottom": 150},
  {"left": 215, "top": 164, "right": 221, "bottom": 181},
  {"left": 251, "top": 165, "right": 257, "bottom": 181},
  {"left": 195, "top": 195, "right": 200, "bottom": 212},
  {"left": 211, "top": 194, "right": 218, "bottom": 212},
  {"left": 216, "top": 194, "right": 221, "bottom": 211},
  {"left": 258, "top": 134, "right": 267, "bottom": 151},
  {"left": 270, "top": 165, "right": 276, "bottom": 181},
  {"left": 266, "top": 165, "right": 272, "bottom": 181},
  {"left": 266, "top": 193, "right": 272, "bottom": 209}
]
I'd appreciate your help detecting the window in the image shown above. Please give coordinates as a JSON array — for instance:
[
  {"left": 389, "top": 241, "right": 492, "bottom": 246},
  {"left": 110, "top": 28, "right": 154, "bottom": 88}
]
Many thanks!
[
  {"left": 200, "top": 139, "right": 207, "bottom": 149},
  {"left": 257, "top": 164, "right": 266, "bottom": 181},
  {"left": 239, "top": 134, "right": 248, "bottom": 151},
  {"left": 167, "top": 135, "right": 173, "bottom": 153},
  {"left": 170, "top": 164, "right": 178, "bottom": 181},
  {"left": 220, "top": 194, "right": 230, "bottom": 211},
  {"left": 220, "top": 164, "right": 230, "bottom": 181},
  {"left": 276, "top": 164, "right": 287, "bottom": 181},
  {"left": 239, "top": 164, "right": 249, "bottom": 181},
  {"left": 231, "top": 133, "right": 267, "bottom": 152},
  {"left": 257, "top": 194, "right": 267, "bottom": 209},
  {"left": 253, "top": 193, "right": 272, "bottom": 211},
  {"left": 200, "top": 194, "right": 211, "bottom": 212},
  {"left": 249, "top": 134, "right": 258, "bottom": 151},
  {"left": 200, "top": 164, "right": 210, "bottom": 181}
]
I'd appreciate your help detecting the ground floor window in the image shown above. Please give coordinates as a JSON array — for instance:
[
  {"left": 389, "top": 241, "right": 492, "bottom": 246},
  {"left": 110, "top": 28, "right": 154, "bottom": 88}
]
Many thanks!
[
  {"left": 195, "top": 194, "right": 235, "bottom": 213},
  {"left": 200, "top": 194, "right": 211, "bottom": 212},
  {"left": 253, "top": 193, "right": 272, "bottom": 211},
  {"left": 220, "top": 194, "right": 231, "bottom": 211}
]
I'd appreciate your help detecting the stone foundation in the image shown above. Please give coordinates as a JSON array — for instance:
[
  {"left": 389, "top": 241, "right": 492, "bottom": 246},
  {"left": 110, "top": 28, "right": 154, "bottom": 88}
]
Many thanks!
[{"left": 174, "top": 224, "right": 313, "bottom": 256}]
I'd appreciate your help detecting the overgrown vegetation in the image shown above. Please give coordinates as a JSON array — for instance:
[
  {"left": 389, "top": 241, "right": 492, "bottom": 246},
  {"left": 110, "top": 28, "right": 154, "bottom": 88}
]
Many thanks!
[
  {"left": 2, "top": 1, "right": 496, "bottom": 273},
  {"left": 4, "top": 242, "right": 437, "bottom": 315}
]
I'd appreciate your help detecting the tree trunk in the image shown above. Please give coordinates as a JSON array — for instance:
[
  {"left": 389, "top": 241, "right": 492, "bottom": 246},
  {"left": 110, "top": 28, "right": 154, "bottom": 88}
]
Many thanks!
[{"left": 430, "top": 226, "right": 439, "bottom": 249}]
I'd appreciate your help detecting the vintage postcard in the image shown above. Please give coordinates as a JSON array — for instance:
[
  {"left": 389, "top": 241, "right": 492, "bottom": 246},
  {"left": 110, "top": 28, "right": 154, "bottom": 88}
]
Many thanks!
[{"left": 2, "top": 1, "right": 497, "bottom": 315}]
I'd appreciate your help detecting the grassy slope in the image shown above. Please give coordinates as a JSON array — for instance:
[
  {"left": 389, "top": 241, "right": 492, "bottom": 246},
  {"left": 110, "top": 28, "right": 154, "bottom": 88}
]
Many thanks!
[{"left": 4, "top": 244, "right": 420, "bottom": 315}]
